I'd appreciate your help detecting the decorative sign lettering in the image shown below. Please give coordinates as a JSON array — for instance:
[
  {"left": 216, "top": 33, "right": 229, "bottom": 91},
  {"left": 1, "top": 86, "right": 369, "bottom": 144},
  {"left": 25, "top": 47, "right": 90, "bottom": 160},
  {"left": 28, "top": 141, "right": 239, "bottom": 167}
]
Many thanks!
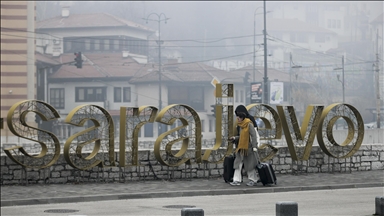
[
  {"left": 1, "top": 84, "right": 364, "bottom": 170},
  {"left": 4, "top": 100, "right": 61, "bottom": 168}
]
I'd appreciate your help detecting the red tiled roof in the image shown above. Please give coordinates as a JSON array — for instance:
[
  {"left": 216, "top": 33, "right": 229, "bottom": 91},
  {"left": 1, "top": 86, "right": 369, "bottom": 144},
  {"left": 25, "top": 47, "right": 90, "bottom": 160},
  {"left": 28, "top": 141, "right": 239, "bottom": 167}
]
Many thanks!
[
  {"left": 36, "top": 13, "right": 153, "bottom": 32},
  {"left": 267, "top": 18, "right": 336, "bottom": 34},
  {"left": 129, "top": 62, "right": 239, "bottom": 83},
  {"left": 35, "top": 52, "right": 61, "bottom": 65},
  {"left": 48, "top": 53, "right": 152, "bottom": 79},
  {"left": 50, "top": 64, "right": 105, "bottom": 79},
  {"left": 41, "top": 52, "right": 241, "bottom": 83}
]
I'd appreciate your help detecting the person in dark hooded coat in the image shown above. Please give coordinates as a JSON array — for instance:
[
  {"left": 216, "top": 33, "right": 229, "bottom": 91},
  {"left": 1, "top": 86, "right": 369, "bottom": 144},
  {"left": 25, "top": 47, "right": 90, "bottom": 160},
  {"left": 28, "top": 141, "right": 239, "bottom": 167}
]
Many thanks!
[
  {"left": 229, "top": 105, "right": 260, "bottom": 186},
  {"left": 235, "top": 105, "right": 258, "bottom": 129}
]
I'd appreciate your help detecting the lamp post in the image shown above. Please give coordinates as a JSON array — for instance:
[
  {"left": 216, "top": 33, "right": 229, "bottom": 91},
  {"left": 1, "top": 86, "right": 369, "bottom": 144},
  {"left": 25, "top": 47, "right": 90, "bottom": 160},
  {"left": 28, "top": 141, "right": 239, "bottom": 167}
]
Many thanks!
[
  {"left": 263, "top": 0, "right": 269, "bottom": 104},
  {"left": 253, "top": 7, "right": 271, "bottom": 82},
  {"left": 289, "top": 52, "right": 302, "bottom": 105},
  {"left": 373, "top": 62, "right": 381, "bottom": 129},
  {"left": 143, "top": 13, "right": 170, "bottom": 135},
  {"left": 375, "top": 29, "right": 381, "bottom": 129},
  {"left": 253, "top": 7, "right": 263, "bottom": 82},
  {"left": 334, "top": 55, "right": 345, "bottom": 103}
]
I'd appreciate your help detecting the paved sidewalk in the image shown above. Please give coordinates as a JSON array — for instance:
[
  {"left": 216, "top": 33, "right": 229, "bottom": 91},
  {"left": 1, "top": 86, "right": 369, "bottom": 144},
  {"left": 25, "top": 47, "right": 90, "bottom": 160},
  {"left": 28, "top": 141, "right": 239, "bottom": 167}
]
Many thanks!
[{"left": 1, "top": 170, "right": 383, "bottom": 207}]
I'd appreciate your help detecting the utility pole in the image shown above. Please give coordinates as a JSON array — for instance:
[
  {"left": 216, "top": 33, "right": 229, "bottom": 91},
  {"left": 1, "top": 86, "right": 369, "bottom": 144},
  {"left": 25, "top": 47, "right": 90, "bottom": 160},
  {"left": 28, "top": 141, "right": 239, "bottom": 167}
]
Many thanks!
[
  {"left": 289, "top": 52, "right": 293, "bottom": 106},
  {"left": 289, "top": 53, "right": 302, "bottom": 105},
  {"left": 375, "top": 29, "right": 381, "bottom": 128},
  {"left": 253, "top": 12, "right": 256, "bottom": 82},
  {"left": 342, "top": 55, "right": 345, "bottom": 104},
  {"left": 253, "top": 7, "right": 263, "bottom": 82},
  {"left": 334, "top": 55, "right": 345, "bottom": 103},
  {"left": 290, "top": 52, "right": 292, "bottom": 105},
  {"left": 143, "top": 13, "right": 170, "bottom": 135},
  {"left": 263, "top": 0, "right": 268, "bottom": 104}
]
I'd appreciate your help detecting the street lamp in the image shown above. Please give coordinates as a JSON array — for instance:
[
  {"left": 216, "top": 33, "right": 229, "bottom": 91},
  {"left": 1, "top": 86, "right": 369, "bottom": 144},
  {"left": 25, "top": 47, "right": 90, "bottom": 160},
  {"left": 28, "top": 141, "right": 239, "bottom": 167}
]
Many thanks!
[
  {"left": 333, "top": 55, "right": 345, "bottom": 103},
  {"left": 289, "top": 52, "right": 302, "bottom": 105},
  {"left": 143, "top": 13, "right": 170, "bottom": 135},
  {"left": 263, "top": 0, "right": 268, "bottom": 104},
  {"left": 373, "top": 63, "right": 381, "bottom": 129},
  {"left": 253, "top": 7, "right": 272, "bottom": 82},
  {"left": 253, "top": 7, "right": 262, "bottom": 82}
]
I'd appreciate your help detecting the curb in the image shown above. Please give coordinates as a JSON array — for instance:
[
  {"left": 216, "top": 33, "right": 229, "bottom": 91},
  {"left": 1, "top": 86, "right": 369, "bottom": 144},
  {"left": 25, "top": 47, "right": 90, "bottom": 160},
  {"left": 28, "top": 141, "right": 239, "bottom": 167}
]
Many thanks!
[{"left": 1, "top": 182, "right": 383, "bottom": 207}]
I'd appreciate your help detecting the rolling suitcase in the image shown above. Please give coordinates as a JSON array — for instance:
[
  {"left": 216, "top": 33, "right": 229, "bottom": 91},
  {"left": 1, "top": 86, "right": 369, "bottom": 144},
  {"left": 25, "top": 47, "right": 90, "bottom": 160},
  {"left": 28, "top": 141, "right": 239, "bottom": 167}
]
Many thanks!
[
  {"left": 256, "top": 163, "right": 277, "bottom": 186},
  {"left": 223, "top": 155, "right": 235, "bottom": 183}
]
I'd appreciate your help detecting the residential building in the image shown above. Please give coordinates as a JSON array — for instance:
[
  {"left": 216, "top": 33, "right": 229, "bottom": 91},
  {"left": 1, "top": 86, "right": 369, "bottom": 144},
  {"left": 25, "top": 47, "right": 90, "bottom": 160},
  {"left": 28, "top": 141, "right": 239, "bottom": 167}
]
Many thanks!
[
  {"left": 34, "top": 8, "right": 252, "bottom": 143},
  {"left": 266, "top": 18, "right": 338, "bottom": 69},
  {"left": 37, "top": 52, "right": 247, "bottom": 142},
  {"left": 268, "top": 1, "right": 383, "bottom": 43},
  {"left": 0, "top": 1, "right": 35, "bottom": 144}
]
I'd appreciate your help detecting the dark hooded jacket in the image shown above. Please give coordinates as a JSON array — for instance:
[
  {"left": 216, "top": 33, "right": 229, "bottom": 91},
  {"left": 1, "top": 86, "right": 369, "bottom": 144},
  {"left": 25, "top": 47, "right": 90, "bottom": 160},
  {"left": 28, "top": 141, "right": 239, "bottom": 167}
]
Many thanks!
[{"left": 235, "top": 105, "right": 258, "bottom": 136}]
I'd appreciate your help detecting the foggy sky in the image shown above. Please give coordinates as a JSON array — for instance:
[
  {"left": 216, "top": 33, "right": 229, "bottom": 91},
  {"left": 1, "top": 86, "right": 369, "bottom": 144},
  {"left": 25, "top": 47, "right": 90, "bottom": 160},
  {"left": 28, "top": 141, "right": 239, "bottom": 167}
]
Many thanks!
[{"left": 36, "top": 1, "right": 383, "bottom": 62}]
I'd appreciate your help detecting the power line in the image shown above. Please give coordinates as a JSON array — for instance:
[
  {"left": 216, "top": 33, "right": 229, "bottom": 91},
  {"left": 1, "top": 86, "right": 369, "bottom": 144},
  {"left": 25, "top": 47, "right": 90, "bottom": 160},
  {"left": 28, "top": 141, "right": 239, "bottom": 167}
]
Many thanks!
[
  {"left": 1, "top": 27, "right": 262, "bottom": 44},
  {"left": 1, "top": 32, "right": 262, "bottom": 49},
  {"left": 267, "top": 34, "right": 369, "bottom": 63}
]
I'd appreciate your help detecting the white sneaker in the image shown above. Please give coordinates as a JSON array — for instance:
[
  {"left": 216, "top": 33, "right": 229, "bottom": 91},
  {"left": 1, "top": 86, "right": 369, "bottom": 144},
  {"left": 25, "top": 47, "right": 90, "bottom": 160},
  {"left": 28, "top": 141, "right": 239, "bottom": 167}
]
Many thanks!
[
  {"left": 246, "top": 181, "right": 256, "bottom": 186},
  {"left": 230, "top": 181, "right": 241, "bottom": 186}
]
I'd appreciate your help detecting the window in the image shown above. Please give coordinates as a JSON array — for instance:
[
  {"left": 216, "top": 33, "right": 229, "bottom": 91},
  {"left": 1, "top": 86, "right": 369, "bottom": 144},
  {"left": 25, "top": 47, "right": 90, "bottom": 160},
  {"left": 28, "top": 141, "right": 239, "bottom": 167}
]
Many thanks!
[
  {"left": 337, "top": 20, "right": 341, "bottom": 29},
  {"left": 113, "top": 87, "right": 131, "bottom": 103},
  {"left": 64, "top": 41, "right": 72, "bottom": 52},
  {"left": 94, "top": 39, "right": 100, "bottom": 50},
  {"left": 63, "top": 36, "right": 147, "bottom": 55},
  {"left": 76, "top": 87, "right": 106, "bottom": 102},
  {"left": 123, "top": 87, "right": 131, "bottom": 102},
  {"left": 209, "top": 119, "right": 213, "bottom": 132},
  {"left": 201, "top": 120, "right": 205, "bottom": 132},
  {"left": 87, "top": 88, "right": 94, "bottom": 99},
  {"left": 114, "top": 87, "right": 122, "bottom": 102},
  {"left": 78, "top": 88, "right": 85, "bottom": 101},
  {"left": 104, "top": 39, "right": 110, "bottom": 50},
  {"left": 235, "top": 90, "right": 239, "bottom": 102},
  {"left": 95, "top": 88, "right": 103, "bottom": 101},
  {"left": 168, "top": 86, "right": 204, "bottom": 110},
  {"left": 113, "top": 39, "right": 119, "bottom": 50},
  {"left": 50, "top": 88, "right": 65, "bottom": 109},
  {"left": 328, "top": 19, "right": 331, "bottom": 28},
  {"left": 144, "top": 123, "right": 153, "bottom": 137},
  {"left": 332, "top": 19, "right": 336, "bottom": 28},
  {"left": 85, "top": 39, "right": 91, "bottom": 51},
  {"left": 72, "top": 39, "right": 83, "bottom": 51},
  {"left": 240, "top": 90, "right": 244, "bottom": 102}
]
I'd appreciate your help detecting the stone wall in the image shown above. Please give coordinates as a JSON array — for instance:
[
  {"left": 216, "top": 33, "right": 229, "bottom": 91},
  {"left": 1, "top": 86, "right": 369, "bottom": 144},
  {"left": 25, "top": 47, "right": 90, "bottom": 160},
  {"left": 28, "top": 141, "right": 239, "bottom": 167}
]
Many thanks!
[{"left": 1, "top": 144, "right": 383, "bottom": 185}]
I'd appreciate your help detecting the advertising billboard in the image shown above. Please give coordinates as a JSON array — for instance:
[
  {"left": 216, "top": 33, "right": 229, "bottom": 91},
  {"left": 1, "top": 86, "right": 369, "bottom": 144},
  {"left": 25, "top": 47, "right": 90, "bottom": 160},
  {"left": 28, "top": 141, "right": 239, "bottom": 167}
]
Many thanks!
[
  {"left": 250, "top": 82, "right": 263, "bottom": 103},
  {"left": 270, "top": 82, "right": 284, "bottom": 104}
]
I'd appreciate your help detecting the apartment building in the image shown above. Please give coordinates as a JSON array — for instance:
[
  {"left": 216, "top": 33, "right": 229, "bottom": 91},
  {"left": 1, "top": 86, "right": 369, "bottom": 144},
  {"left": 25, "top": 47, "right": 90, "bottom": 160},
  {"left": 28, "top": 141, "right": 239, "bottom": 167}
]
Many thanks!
[{"left": 0, "top": 1, "right": 35, "bottom": 143}]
